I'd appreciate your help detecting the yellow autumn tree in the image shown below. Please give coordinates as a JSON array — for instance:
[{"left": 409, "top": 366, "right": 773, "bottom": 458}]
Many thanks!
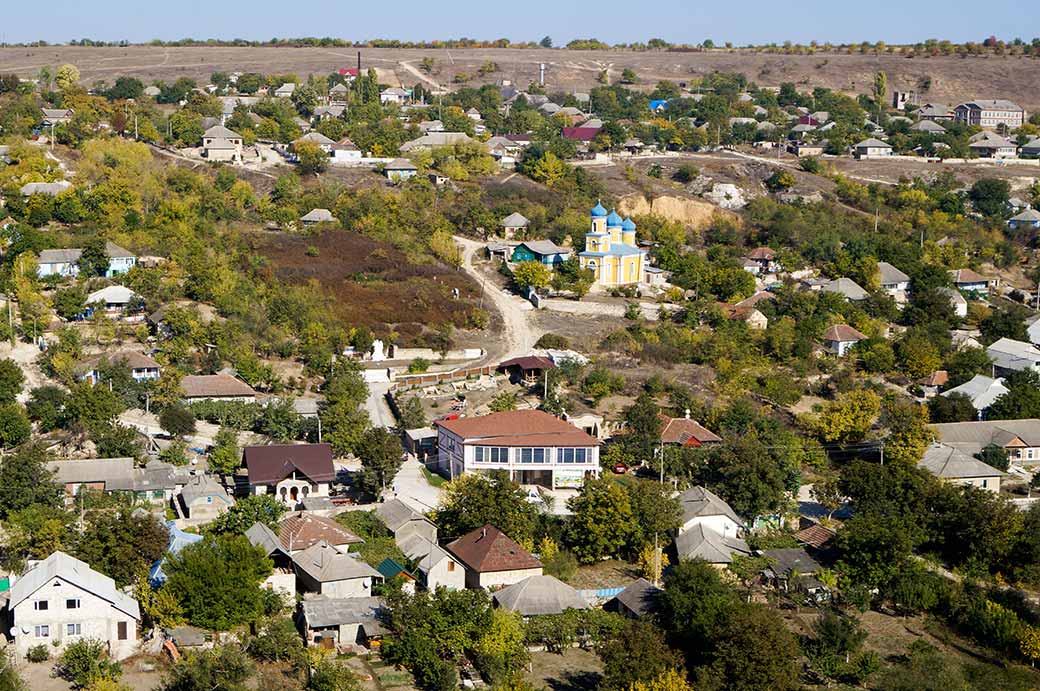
[
  {"left": 1021, "top": 626, "right": 1040, "bottom": 667},
  {"left": 628, "top": 669, "right": 694, "bottom": 691}
]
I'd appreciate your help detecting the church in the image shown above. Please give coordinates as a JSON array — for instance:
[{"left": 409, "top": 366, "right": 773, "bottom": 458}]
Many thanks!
[{"left": 578, "top": 202, "right": 647, "bottom": 286}]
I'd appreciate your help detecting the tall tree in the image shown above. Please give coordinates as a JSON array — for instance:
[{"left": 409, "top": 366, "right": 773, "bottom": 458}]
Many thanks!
[
  {"left": 566, "top": 476, "right": 633, "bottom": 563},
  {"left": 0, "top": 443, "right": 63, "bottom": 519},
  {"left": 433, "top": 471, "right": 538, "bottom": 542},
  {"left": 356, "top": 427, "right": 405, "bottom": 497}
]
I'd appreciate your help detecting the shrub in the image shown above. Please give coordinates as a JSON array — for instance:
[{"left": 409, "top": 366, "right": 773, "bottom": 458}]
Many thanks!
[
  {"left": 26, "top": 644, "right": 49, "bottom": 663},
  {"left": 673, "top": 163, "right": 700, "bottom": 183},
  {"left": 535, "top": 333, "right": 570, "bottom": 349},
  {"left": 407, "top": 357, "right": 431, "bottom": 374},
  {"left": 799, "top": 156, "right": 822, "bottom": 174},
  {"left": 56, "top": 639, "right": 122, "bottom": 689},
  {"left": 543, "top": 549, "right": 579, "bottom": 581}
]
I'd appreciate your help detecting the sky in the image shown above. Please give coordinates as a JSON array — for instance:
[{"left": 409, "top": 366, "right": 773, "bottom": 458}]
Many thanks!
[{"left": 0, "top": 0, "right": 1033, "bottom": 47}]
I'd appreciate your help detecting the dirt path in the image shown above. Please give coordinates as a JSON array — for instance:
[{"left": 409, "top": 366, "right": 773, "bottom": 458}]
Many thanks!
[
  {"left": 398, "top": 60, "right": 441, "bottom": 91},
  {"left": 1, "top": 340, "right": 47, "bottom": 404}
]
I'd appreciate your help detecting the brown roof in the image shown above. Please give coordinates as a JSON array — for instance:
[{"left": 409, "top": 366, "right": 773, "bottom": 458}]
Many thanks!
[
  {"left": 922, "top": 370, "right": 949, "bottom": 387},
  {"left": 793, "top": 524, "right": 836, "bottom": 549},
  {"left": 822, "top": 324, "right": 866, "bottom": 342},
  {"left": 498, "top": 356, "right": 556, "bottom": 372},
  {"left": 244, "top": 443, "right": 336, "bottom": 486},
  {"left": 717, "top": 304, "right": 764, "bottom": 323},
  {"left": 180, "top": 374, "right": 256, "bottom": 399},
  {"left": 447, "top": 525, "right": 542, "bottom": 573},
  {"left": 435, "top": 410, "right": 598, "bottom": 448},
  {"left": 746, "top": 247, "right": 776, "bottom": 260},
  {"left": 279, "top": 513, "right": 363, "bottom": 552},
  {"left": 735, "top": 291, "right": 776, "bottom": 309},
  {"left": 659, "top": 415, "right": 721, "bottom": 446},
  {"left": 949, "top": 268, "right": 988, "bottom": 284}
]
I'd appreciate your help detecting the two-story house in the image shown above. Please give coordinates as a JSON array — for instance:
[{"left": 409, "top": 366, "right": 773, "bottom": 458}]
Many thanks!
[
  {"left": 4, "top": 552, "right": 141, "bottom": 660},
  {"left": 954, "top": 100, "right": 1025, "bottom": 129},
  {"left": 244, "top": 443, "right": 336, "bottom": 507},
  {"left": 80, "top": 351, "right": 161, "bottom": 384},
  {"left": 435, "top": 410, "right": 600, "bottom": 490},
  {"left": 202, "top": 125, "right": 244, "bottom": 162},
  {"left": 674, "top": 486, "right": 750, "bottom": 566}
]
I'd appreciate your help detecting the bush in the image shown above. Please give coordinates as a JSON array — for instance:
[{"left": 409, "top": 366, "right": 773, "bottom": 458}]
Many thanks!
[
  {"left": 408, "top": 357, "right": 431, "bottom": 374},
  {"left": 799, "top": 156, "right": 822, "bottom": 174},
  {"left": 535, "top": 333, "right": 571, "bottom": 350},
  {"left": 673, "top": 163, "right": 700, "bottom": 183},
  {"left": 543, "top": 550, "right": 579, "bottom": 581},
  {"left": 26, "top": 644, "right": 49, "bottom": 663},
  {"left": 56, "top": 638, "right": 122, "bottom": 689}
]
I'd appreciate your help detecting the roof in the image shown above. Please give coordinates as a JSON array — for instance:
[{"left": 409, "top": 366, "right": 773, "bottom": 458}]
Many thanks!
[
  {"left": 244, "top": 443, "right": 335, "bottom": 486},
  {"left": 610, "top": 578, "right": 661, "bottom": 617},
  {"left": 562, "top": 127, "right": 601, "bottom": 141},
  {"left": 293, "top": 541, "right": 381, "bottom": 583},
  {"left": 436, "top": 410, "right": 597, "bottom": 448},
  {"left": 21, "top": 181, "right": 73, "bottom": 196},
  {"left": 42, "top": 108, "right": 73, "bottom": 118},
  {"left": 919, "top": 443, "right": 1005, "bottom": 480},
  {"left": 911, "top": 120, "right": 946, "bottom": 132},
  {"left": 678, "top": 486, "right": 743, "bottom": 527},
  {"left": 987, "top": 338, "right": 1040, "bottom": 371},
  {"left": 931, "top": 419, "right": 1040, "bottom": 453},
  {"left": 399, "top": 132, "right": 475, "bottom": 151},
  {"left": 746, "top": 247, "right": 775, "bottom": 260},
  {"left": 399, "top": 533, "right": 455, "bottom": 573},
  {"left": 9, "top": 551, "right": 140, "bottom": 620},
  {"left": 823, "top": 277, "right": 869, "bottom": 300},
  {"left": 822, "top": 324, "right": 866, "bottom": 343},
  {"left": 386, "top": 158, "right": 417, "bottom": 170},
  {"left": 104, "top": 241, "right": 134, "bottom": 258},
  {"left": 81, "top": 350, "right": 159, "bottom": 372},
  {"left": 855, "top": 137, "right": 892, "bottom": 149},
  {"left": 493, "top": 575, "right": 588, "bottom": 615},
  {"left": 498, "top": 355, "right": 557, "bottom": 373},
  {"left": 878, "top": 261, "right": 910, "bottom": 285},
  {"left": 761, "top": 548, "right": 821, "bottom": 578},
  {"left": 180, "top": 474, "right": 233, "bottom": 506},
  {"left": 942, "top": 375, "right": 1008, "bottom": 410},
  {"left": 938, "top": 286, "right": 967, "bottom": 306},
  {"left": 735, "top": 291, "right": 777, "bottom": 309},
  {"left": 301, "top": 208, "right": 335, "bottom": 223},
  {"left": 1011, "top": 209, "right": 1040, "bottom": 223},
  {"left": 181, "top": 374, "right": 256, "bottom": 399},
  {"left": 501, "top": 212, "right": 530, "bottom": 228},
  {"left": 245, "top": 522, "right": 289, "bottom": 557},
  {"left": 46, "top": 458, "right": 135, "bottom": 486},
  {"left": 675, "top": 523, "right": 750, "bottom": 563},
  {"left": 446, "top": 525, "right": 541, "bottom": 573},
  {"left": 590, "top": 202, "right": 608, "bottom": 217},
  {"left": 377, "top": 558, "right": 415, "bottom": 581},
  {"left": 87, "top": 285, "right": 137, "bottom": 304},
  {"left": 958, "top": 99, "right": 1023, "bottom": 112},
  {"left": 515, "top": 240, "right": 569, "bottom": 257},
  {"left": 202, "top": 125, "right": 242, "bottom": 140},
  {"left": 295, "top": 132, "right": 336, "bottom": 146},
  {"left": 949, "top": 268, "right": 989, "bottom": 284},
  {"left": 280, "top": 513, "right": 362, "bottom": 552},
  {"left": 921, "top": 370, "right": 949, "bottom": 387},
  {"left": 660, "top": 416, "right": 721, "bottom": 446},
  {"left": 301, "top": 596, "right": 386, "bottom": 631},
  {"left": 793, "top": 524, "right": 836, "bottom": 549},
  {"left": 38, "top": 248, "right": 82, "bottom": 264},
  {"left": 375, "top": 498, "right": 431, "bottom": 533},
  {"left": 579, "top": 242, "right": 645, "bottom": 258}
]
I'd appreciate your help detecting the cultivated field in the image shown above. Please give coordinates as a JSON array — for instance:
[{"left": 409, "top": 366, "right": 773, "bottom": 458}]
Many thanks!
[{"left": 2, "top": 46, "right": 1039, "bottom": 109}]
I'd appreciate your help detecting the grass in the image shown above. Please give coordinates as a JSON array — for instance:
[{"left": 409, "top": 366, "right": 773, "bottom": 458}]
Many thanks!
[{"left": 422, "top": 466, "right": 447, "bottom": 487}]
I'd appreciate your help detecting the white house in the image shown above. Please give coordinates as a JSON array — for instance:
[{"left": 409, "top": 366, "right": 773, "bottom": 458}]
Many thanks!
[
  {"left": 398, "top": 533, "right": 465, "bottom": 591},
  {"left": 918, "top": 443, "right": 1005, "bottom": 492},
  {"left": 938, "top": 287, "right": 968, "bottom": 317},
  {"left": 379, "top": 88, "right": 409, "bottom": 105},
  {"left": 821, "top": 324, "right": 866, "bottom": 357},
  {"left": 986, "top": 338, "right": 1040, "bottom": 376},
  {"left": 293, "top": 541, "right": 382, "bottom": 598},
  {"left": 202, "top": 125, "right": 244, "bottom": 162},
  {"left": 941, "top": 375, "right": 1009, "bottom": 418},
  {"left": 80, "top": 351, "right": 161, "bottom": 384},
  {"left": 274, "top": 82, "right": 297, "bottom": 98},
  {"left": 674, "top": 486, "right": 749, "bottom": 566},
  {"left": 244, "top": 443, "right": 336, "bottom": 508},
  {"left": 878, "top": 261, "right": 910, "bottom": 296},
  {"left": 435, "top": 410, "right": 600, "bottom": 490},
  {"left": 86, "top": 285, "right": 141, "bottom": 317},
  {"left": 853, "top": 138, "right": 893, "bottom": 159},
  {"left": 37, "top": 242, "right": 136, "bottom": 279},
  {"left": 331, "top": 138, "right": 362, "bottom": 163},
  {"left": 4, "top": 552, "right": 140, "bottom": 660},
  {"left": 949, "top": 269, "right": 989, "bottom": 295}
]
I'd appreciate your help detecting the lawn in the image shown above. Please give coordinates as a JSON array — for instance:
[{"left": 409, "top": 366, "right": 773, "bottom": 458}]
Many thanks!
[{"left": 422, "top": 466, "right": 447, "bottom": 487}]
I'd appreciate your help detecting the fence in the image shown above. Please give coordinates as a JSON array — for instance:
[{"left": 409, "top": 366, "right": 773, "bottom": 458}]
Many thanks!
[
  {"left": 578, "top": 586, "right": 626, "bottom": 601},
  {"left": 390, "top": 364, "right": 496, "bottom": 391}
]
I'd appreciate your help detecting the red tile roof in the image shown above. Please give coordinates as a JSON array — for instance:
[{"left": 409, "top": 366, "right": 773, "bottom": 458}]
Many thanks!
[
  {"left": 822, "top": 324, "right": 866, "bottom": 342},
  {"left": 180, "top": 374, "right": 256, "bottom": 399},
  {"left": 562, "top": 127, "right": 601, "bottom": 141},
  {"left": 447, "top": 525, "right": 542, "bottom": 573},
  {"left": 794, "top": 524, "right": 836, "bottom": 549},
  {"left": 244, "top": 443, "right": 336, "bottom": 486},
  {"left": 435, "top": 410, "right": 598, "bottom": 448},
  {"left": 746, "top": 247, "right": 776, "bottom": 260},
  {"left": 922, "top": 370, "right": 949, "bottom": 387},
  {"left": 735, "top": 291, "right": 776, "bottom": 309},
  {"left": 659, "top": 415, "right": 722, "bottom": 446},
  {"left": 279, "top": 513, "right": 362, "bottom": 552}
]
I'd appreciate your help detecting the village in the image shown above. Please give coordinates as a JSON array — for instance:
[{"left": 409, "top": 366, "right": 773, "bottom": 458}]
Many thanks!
[{"left": 2, "top": 27, "right": 1040, "bottom": 691}]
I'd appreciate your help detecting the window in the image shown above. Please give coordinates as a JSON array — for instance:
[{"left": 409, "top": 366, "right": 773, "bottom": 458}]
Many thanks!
[
  {"left": 34, "top": 625, "right": 49, "bottom": 638},
  {"left": 559, "top": 448, "right": 589, "bottom": 464},
  {"left": 33, "top": 600, "right": 48, "bottom": 611},
  {"left": 447, "top": 561, "right": 456, "bottom": 572},
  {"left": 65, "top": 598, "right": 80, "bottom": 609},
  {"left": 117, "top": 622, "right": 128, "bottom": 641},
  {"left": 519, "top": 448, "right": 546, "bottom": 464},
  {"left": 474, "top": 447, "right": 508, "bottom": 464},
  {"left": 66, "top": 623, "right": 81, "bottom": 636}
]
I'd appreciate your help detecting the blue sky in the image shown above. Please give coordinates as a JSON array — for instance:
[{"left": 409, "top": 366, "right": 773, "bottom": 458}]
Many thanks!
[{"left": 1, "top": 0, "right": 1033, "bottom": 46}]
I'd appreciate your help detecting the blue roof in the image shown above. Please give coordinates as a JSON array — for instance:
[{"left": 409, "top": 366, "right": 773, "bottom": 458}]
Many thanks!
[
  {"left": 377, "top": 558, "right": 414, "bottom": 580},
  {"left": 622, "top": 217, "right": 637, "bottom": 231},
  {"left": 649, "top": 100, "right": 669, "bottom": 111},
  {"left": 580, "top": 244, "right": 645, "bottom": 257},
  {"left": 591, "top": 202, "right": 608, "bottom": 217},
  {"left": 150, "top": 522, "right": 203, "bottom": 586},
  {"left": 606, "top": 210, "right": 624, "bottom": 227}
]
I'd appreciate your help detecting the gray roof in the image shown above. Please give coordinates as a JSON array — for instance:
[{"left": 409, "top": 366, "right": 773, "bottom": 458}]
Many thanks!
[
  {"left": 38, "top": 248, "right": 83, "bottom": 264},
  {"left": 987, "top": 338, "right": 1040, "bottom": 372},
  {"left": 375, "top": 498, "right": 431, "bottom": 533},
  {"left": 517, "top": 240, "right": 569, "bottom": 257},
  {"left": 180, "top": 474, "right": 233, "bottom": 507},
  {"left": 301, "top": 596, "right": 386, "bottom": 634},
  {"left": 301, "top": 208, "right": 335, "bottom": 223},
  {"left": 21, "top": 180, "right": 72, "bottom": 196},
  {"left": 9, "top": 551, "right": 140, "bottom": 620},
  {"left": 386, "top": 158, "right": 417, "bottom": 170},
  {"left": 46, "top": 458, "right": 135, "bottom": 486},
  {"left": 398, "top": 533, "right": 454, "bottom": 573},
  {"left": 295, "top": 132, "right": 336, "bottom": 146},
  {"left": 958, "top": 99, "right": 1023, "bottom": 112},
  {"left": 293, "top": 542, "right": 382, "bottom": 583},
  {"left": 941, "top": 375, "right": 1007, "bottom": 411},
  {"left": 610, "top": 578, "right": 661, "bottom": 617},
  {"left": 678, "top": 486, "right": 743, "bottom": 527},
  {"left": 760, "top": 548, "right": 821, "bottom": 578},
  {"left": 104, "top": 241, "right": 134, "bottom": 258},
  {"left": 1011, "top": 209, "right": 1040, "bottom": 223},
  {"left": 399, "top": 132, "right": 476, "bottom": 151},
  {"left": 854, "top": 138, "right": 891, "bottom": 149},
  {"left": 823, "top": 277, "right": 869, "bottom": 301},
  {"left": 911, "top": 120, "right": 946, "bottom": 133},
  {"left": 245, "top": 522, "right": 288, "bottom": 557},
  {"left": 492, "top": 575, "right": 589, "bottom": 616},
  {"left": 938, "top": 286, "right": 967, "bottom": 306},
  {"left": 878, "top": 261, "right": 909, "bottom": 286},
  {"left": 931, "top": 419, "right": 1040, "bottom": 455},
  {"left": 500, "top": 212, "right": 530, "bottom": 228},
  {"left": 109, "top": 460, "right": 182, "bottom": 493},
  {"left": 202, "top": 125, "right": 242, "bottom": 140},
  {"left": 919, "top": 443, "right": 1005, "bottom": 480},
  {"left": 87, "top": 285, "right": 138, "bottom": 305},
  {"left": 675, "top": 524, "right": 750, "bottom": 564}
]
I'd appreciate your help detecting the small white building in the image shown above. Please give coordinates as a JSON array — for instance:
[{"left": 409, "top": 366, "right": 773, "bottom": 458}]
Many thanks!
[
  {"left": 821, "top": 324, "right": 866, "bottom": 357},
  {"left": 293, "top": 541, "right": 382, "bottom": 598},
  {"left": 941, "top": 375, "right": 1009, "bottom": 418},
  {"left": 398, "top": 533, "right": 465, "bottom": 591},
  {"left": 379, "top": 88, "right": 409, "bottom": 105},
  {"left": 852, "top": 138, "right": 893, "bottom": 159}
]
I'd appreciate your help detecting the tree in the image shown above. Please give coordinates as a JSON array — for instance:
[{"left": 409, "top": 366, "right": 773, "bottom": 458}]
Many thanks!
[
  {"left": 765, "top": 170, "right": 795, "bottom": 191},
  {"left": 53, "top": 286, "right": 88, "bottom": 321},
  {"left": 474, "top": 609, "right": 529, "bottom": 685},
  {"left": 295, "top": 140, "right": 329, "bottom": 175},
  {"left": 872, "top": 71, "right": 887, "bottom": 107},
  {"left": 71, "top": 509, "right": 169, "bottom": 587},
  {"left": 208, "top": 427, "right": 241, "bottom": 476},
  {"left": 658, "top": 560, "right": 738, "bottom": 665},
  {"left": 529, "top": 151, "right": 568, "bottom": 186},
  {"left": 700, "top": 435, "right": 787, "bottom": 519},
  {"left": 0, "top": 443, "right": 62, "bottom": 519},
  {"left": 928, "top": 392, "right": 976, "bottom": 423},
  {"left": 624, "top": 393, "right": 664, "bottom": 463},
  {"left": 598, "top": 620, "right": 683, "bottom": 691},
  {"left": 0, "top": 359, "right": 25, "bottom": 402},
  {"left": 566, "top": 476, "right": 633, "bottom": 563},
  {"left": 434, "top": 472, "right": 538, "bottom": 542},
  {"left": 836, "top": 514, "right": 916, "bottom": 588},
  {"left": 356, "top": 427, "right": 404, "bottom": 497},
  {"left": 79, "top": 237, "right": 110, "bottom": 277},
  {"left": 980, "top": 303, "right": 1029, "bottom": 343},
  {"left": 626, "top": 669, "right": 694, "bottom": 691},
  {"left": 398, "top": 397, "right": 427, "bottom": 430},
  {"left": 56, "top": 638, "right": 122, "bottom": 689},
  {"left": 320, "top": 360, "right": 370, "bottom": 456},
  {"left": 25, "top": 385, "right": 67, "bottom": 432},
  {"left": 697, "top": 603, "right": 800, "bottom": 691},
  {"left": 621, "top": 68, "right": 639, "bottom": 84},
  {"left": 0, "top": 403, "right": 31, "bottom": 448},
  {"left": 62, "top": 381, "right": 125, "bottom": 429},
  {"left": 160, "top": 404, "right": 196, "bottom": 439},
  {"left": 163, "top": 535, "right": 273, "bottom": 630},
  {"left": 55, "top": 64, "right": 81, "bottom": 91},
  {"left": 976, "top": 443, "right": 1009, "bottom": 471},
  {"left": 208, "top": 494, "right": 286, "bottom": 534},
  {"left": 539, "top": 36, "right": 553, "bottom": 48},
  {"left": 988, "top": 370, "right": 1040, "bottom": 420},
  {"left": 512, "top": 261, "right": 551, "bottom": 290},
  {"left": 810, "top": 471, "right": 845, "bottom": 519},
  {"left": 896, "top": 336, "right": 941, "bottom": 379},
  {"left": 969, "top": 178, "right": 1011, "bottom": 217},
  {"left": 158, "top": 645, "right": 254, "bottom": 691},
  {"left": 803, "top": 390, "right": 881, "bottom": 444}
]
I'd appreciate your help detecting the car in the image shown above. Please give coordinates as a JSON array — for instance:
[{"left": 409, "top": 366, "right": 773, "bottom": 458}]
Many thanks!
[{"left": 613, "top": 461, "right": 629, "bottom": 474}]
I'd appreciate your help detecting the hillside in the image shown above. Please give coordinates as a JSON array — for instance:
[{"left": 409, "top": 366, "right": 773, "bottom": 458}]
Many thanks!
[{"left": 3, "top": 45, "right": 1039, "bottom": 109}]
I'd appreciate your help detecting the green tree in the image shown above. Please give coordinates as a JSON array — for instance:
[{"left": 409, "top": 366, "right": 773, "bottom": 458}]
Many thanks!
[
  {"left": 208, "top": 427, "right": 241, "bottom": 476},
  {"left": 55, "top": 638, "right": 122, "bottom": 689},
  {"left": 434, "top": 472, "right": 538, "bottom": 542},
  {"left": 0, "top": 359, "right": 25, "bottom": 403},
  {"left": 320, "top": 360, "right": 370, "bottom": 456},
  {"left": 163, "top": 535, "right": 273, "bottom": 630},
  {"left": 598, "top": 620, "right": 682, "bottom": 691},
  {"left": 624, "top": 393, "right": 664, "bottom": 463},
  {"left": 71, "top": 509, "right": 169, "bottom": 587},
  {"left": 208, "top": 494, "right": 286, "bottom": 534},
  {"left": 539, "top": 36, "right": 553, "bottom": 48},
  {"left": 928, "top": 392, "right": 977, "bottom": 423},
  {"left": 78, "top": 237, "right": 110, "bottom": 278},
  {"left": 765, "top": 170, "right": 796, "bottom": 191},
  {"left": 26, "top": 385, "right": 67, "bottom": 432},
  {"left": 658, "top": 560, "right": 738, "bottom": 665},
  {"left": 295, "top": 140, "right": 329, "bottom": 175},
  {"left": 968, "top": 178, "right": 1011, "bottom": 217},
  {"left": 62, "top": 381, "right": 125, "bottom": 429},
  {"left": 980, "top": 303, "right": 1029, "bottom": 343},
  {"left": 158, "top": 645, "right": 254, "bottom": 691},
  {"left": 698, "top": 604, "right": 800, "bottom": 691},
  {"left": 473, "top": 609, "right": 529, "bottom": 685},
  {"left": 803, "top": 389, "right": 881, "bottom": 444},
  {"left": 0, "top": 443, "right": 62, "bottom": 519},
  {"left": 511, "top": 261, "right": 551, "bottom": 290},
  {"left": 528, "top": 151, "right": 568, "bottom": 186},
  {"left": 988, "top": 370, "right": 1040, "bottom": 420},
  {"left": 976, "top": 443, "right": 1009, "bottom": 471},
  {"left": 565, "top": 476, "right": 633, "bottom": 563},
  {"left": 160, "top": 404, "right": 196, "bottom": 438},
  {"left": 398, "top": 396, "right": 427, "bottom": 429},
  {"left": 55, "top": 64, "right": 80, "bottom": 91},
  {"left": 625, "top": 479, "right": 682, "bottom": 553},
  {"left": 0, "top": 403, "right": 31, "bottom": 448},
  {"left": 356, "top": 427, "right": 404, "bottom": 497},
  {"left": 52, "top": 286, "right": 88, "bottom": 321}
]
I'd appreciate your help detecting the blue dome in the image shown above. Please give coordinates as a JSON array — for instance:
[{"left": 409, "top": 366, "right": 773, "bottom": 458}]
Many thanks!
[
  {"left": 622, "top": 217, "right": 637, "bottom": 231},
  {"left": 606, "top": 210, "right": 624, "bottom": 227},
  {"left": 590, "top": 202, "right": 608, "bottom": 217}
]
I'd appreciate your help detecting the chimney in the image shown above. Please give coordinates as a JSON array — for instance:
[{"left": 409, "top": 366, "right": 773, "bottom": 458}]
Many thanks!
[{"left": 684, "top": 408, "right": 690, "bottom": 420}]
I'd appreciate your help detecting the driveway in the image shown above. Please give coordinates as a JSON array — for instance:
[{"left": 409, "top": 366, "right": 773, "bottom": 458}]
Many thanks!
[
  {"left": 364, "top": 381, "right": 396, "bottom": 429},
  {"left": 388, "top": 457, "right": 444, "bottom": 512}
]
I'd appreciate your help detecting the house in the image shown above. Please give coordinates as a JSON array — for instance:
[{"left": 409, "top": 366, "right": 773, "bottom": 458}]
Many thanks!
[
  {"left": 329, "top": 83, "right": 350, "bottom": 102},
  {"left": 920, "top": 370, "right": 949, "bottom": 397},
  {"left": 852, "top": 138, "right": 893, "bottom": 159},
  {"left": 1029, "top": 315, "right": 1040, "bottom": 347},
  {"left": 403, "top": 427, "right": 438, "bottom": 460},
  {"left": 102, "top": 242, "right": 137, "bottom": 276},
  {"left": 744, "top": 247, "right": 779, "bottom": 273},
  {"left": 949, "top": 268, "right": 989, "bottom": 295},
  {"left": 398, "top": 533, "right": 465, "bottom": 591},
  {"left": 492, "top": 575, "right": 588, "bottom": 616},
  {"left": 939, "top": 287, "right": 968, "bottom": 317},
  {"left": 379, "top": 87, "right": 409, "bottom": 105},
  {"left": 579, "top": 205, "right": 647, "bottom": 287},
  {"left": 500, "top": 212, "right": 530, "bottom": 238},
  {"left": 659, "top": 414, "right": 721, "bottom": 448},
  {"left": 910, "top": 120, "right": 946, "bottom": 134},
  {"left": 46, "top": 458, "right": 180, "bottom": 506},
  {"left": 606, "top": 578, "right": 661, "bottom": 619},
  {"left": 178, "top": 474, "right": 234, "bottom": 520},
  {"left": 299, "top": 596, "right": 386, "bottom": 650},
  {"left": 86, "top": 286, "right": 141, "bottom": 317},
  {"left": 375, "top": 498, "right": 437, "bottom": 543},
  {"left": 446, "top": 525, "right": 543, "bottom": 589},
  {"left": 917, "top": 103, "right": 955, "bottom": 121},
  {"left": 561, "top": 126, "right": 601, "bottom": 143},
  {"left": 244, "top": 443, "right": 336, "bottom": 507},
  {"left": 644, "top": 265, "right": 672, "bottom": 287},
  {"left": 399, "top": 132, "right": 475, "bottom": 153},
  {"left": 149, "top": 523, "right": 203, "bottom": 586},
  {"left": 313, "top": 105, "right": 345, "bottom": 120},
  {"left": 736, "top": 290, "right": 777, "bottom": 310},
  {"left": 878, "top": 261, "right": 910, "bottom": 295},
  {"left": 986, "top": 338, "right": 1040, "bottom": 375},
  {"left": 918, "top": 443, "right": 1005, "bottom": 492},
  {"left": 331, "top": 138, "right": 361, "bottom": 163},
  {"left": 969, "top": 131, "right": 1017, "bottom": 159},
  {"left": 244, "top": 522, "right": 297, "bottom": 598},
  {"left": 294, "top": 132, "right": 336, "bottom": 153},
  {"left": 41, "top": 108, "right": 74, "bottom": 126},
  {"left": 954, "top": 100, "right": 1025, "bottom": 129},
  {"left": 788, "top": 141, "right": 824, "bottom": 157},
  {"left": 180, "top": 374, "right": 257, "bottom": 403},
  {"left": 941, "top": 375, "right": 1009, "bottom": 417},
  {"left": 274, "top": 82, "right": 296, "bottom": 98},
  {"left": 1009, "top": 208, "right": 1040, "bottom": 231},
  {"left": 675, "top": 523, "right": 751, "bottom": 565},
  {"left": 677, "top": 486, "right": 743, "bottom": 536},
  {"left": 821, "top": 324, "right": 866, "bottom": 357},
  {"left": 1021, "top": 137, "right": 1040, "bottom": 158},
  {"left": 384, "top": 158, "right": 418, "bottom": 181},
  {"left": 293, "top": 541, "right": 382, "bottom": 598},
  {"left": 37, "top": 242, "right": 136, "bottom": 279},
  {"left": 510, "top": 240, "right": 570, "bottom": 267},
  {"left": 760, "top": 548, "right": 826, "bottom": 597},
  {"left": 80, "top": 351, "right": 161, "bottom": 384},
  {"left": 931, "top": 419, "right": 1040, "bottom": 466},
  {"left": 21, "top": 180, "right": 73, "bottom": 197},
  {"left": 301, "top": 208, "right": 336, "bottom": 226},
  {"left": 418, "top": 120, "right": 445, "bottom": 133},
  {"left": 4, "top": 551, "right": 140, "bottom": 660},
  {"left": 279, "top": 513, "right": 363, "bottom": 555},
  {"left": 718, "top": 304, "right": 768, "bottom": 330},
  {"left": 822, "top": 277, "right": 869, "bottom": 301},
  {"left": 202, "top": 125, "right": 243, "bottom": 162},
  {"left": 435, "top": 410, "right": 600, "bottom": 489}
]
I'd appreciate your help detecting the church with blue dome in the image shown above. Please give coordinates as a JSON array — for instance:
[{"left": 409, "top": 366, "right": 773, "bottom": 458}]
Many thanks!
[{"left": 578, "top": 203, "right": 647, "bottom": 286}]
